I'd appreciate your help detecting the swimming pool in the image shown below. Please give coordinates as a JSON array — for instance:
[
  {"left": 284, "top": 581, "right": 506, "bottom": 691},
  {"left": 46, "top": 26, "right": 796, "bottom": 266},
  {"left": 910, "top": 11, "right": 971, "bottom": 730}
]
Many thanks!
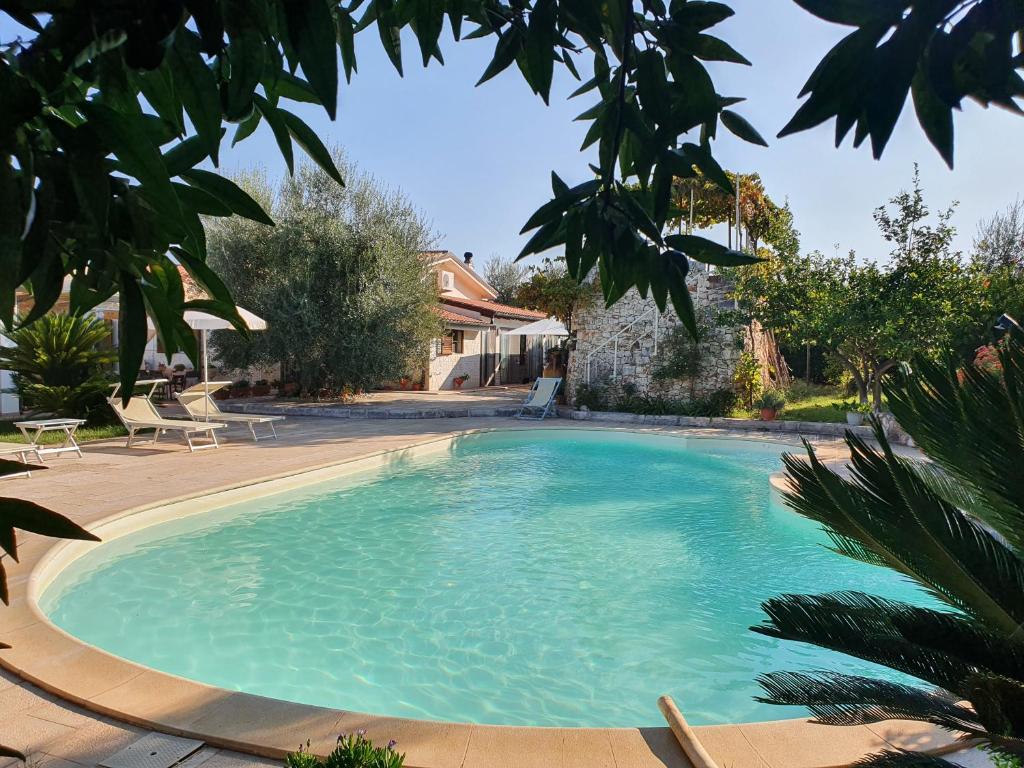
[{"left": 41, "top": 429, "right": 926, "bottom": 728}]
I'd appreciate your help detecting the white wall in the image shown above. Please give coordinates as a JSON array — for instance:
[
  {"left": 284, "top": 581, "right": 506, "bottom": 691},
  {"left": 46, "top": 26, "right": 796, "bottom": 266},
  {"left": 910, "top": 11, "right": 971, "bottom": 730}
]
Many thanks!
[{"left": 428, "top": 330, "right": 482, "bottom": 390}]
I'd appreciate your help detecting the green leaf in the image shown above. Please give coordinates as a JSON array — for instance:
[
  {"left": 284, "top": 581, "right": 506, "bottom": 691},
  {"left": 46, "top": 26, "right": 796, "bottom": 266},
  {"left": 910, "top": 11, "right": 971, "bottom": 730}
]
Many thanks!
[
  {"left": 691, "top": 33, "right": 751, "bottom": 66},
  {"left": 232, "top": 109, "right": 262, "bottom": 145},
  {"left": 665, "top": 234, "right": 763, "bottom": 266},
  {"left": 254, "top": 95, "right": 294, "bottom": 174},
  {"left": 721, "top": 110, "right": 769, "bottom": 146},
  {"left": 526, "top": 0, "right": 557, "bottom": 103},
  {"left": 279, "top": 109, "right": 344, "bottom": 185},
  {"left": 792, "top": 0, "right": 904, "bottom": 27},
  {"left": 912, "top": 64, "right": 954, "bottom": 169},
  {"left": 412, "top": 0, "right": 445, "bottom": 67},
  {"left": 376, "top": 0, "right": 404, "bottom": 75},
  {"left": 80, "top": 102, "right": 181, "bottom": 221},
  {"left": 162, "top": 135, "right": 215, "bottom": 177},
  {"left": 137, "top": 66, "right": 184, "bottom": 134},
  {"left": 448, "top": 0, "right": 465, "bottom": 41},
  {"left": 117, "top": 271, "right": 148, "bottom": 404},
  {"left": 223, "top": 26, "right": 265, "bottom": 122},
  {"left": 68, "top": 144, "right": 110, "bottom": 229},
  {"left": 181, "top": 169, "right": 274, "bottom": 225},
  {"left": 267, "top": 71, "right": 321, "bottom": 104},
  {"left": 337, "top": 9, "right": 357, "bottom": 82},
  {"left": 172, "top": 182, "right": 233, "bottom": 216},
  {"left": 670, "top": 1, "right": 734, "bottom": 30},
  {"left": 477, "top": 23, "right": 525, "bottom": 86},
  {"left": 172, "top": 246, "right": 237, "bottom": 308},
  {"left": 284, "top": 0, "right": 338, "bottom": 119},
  {"left": 666, "top": 250, "right": 697, "bottom": 337},
  {"left": 168, "top": 31, "right": 223, "bottom": 165},
  {"left": 520, "top": 179, "right": 600, "bottom": 233},
  {"left": 680, "top": 142, "right": 733, "bottom": 195}
]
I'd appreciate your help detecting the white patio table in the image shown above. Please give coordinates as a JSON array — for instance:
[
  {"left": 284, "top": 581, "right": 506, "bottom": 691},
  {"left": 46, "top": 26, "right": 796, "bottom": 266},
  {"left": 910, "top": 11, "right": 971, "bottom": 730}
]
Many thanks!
[{"left": 15, "top": 418, "right": 87, "bottom": 460}]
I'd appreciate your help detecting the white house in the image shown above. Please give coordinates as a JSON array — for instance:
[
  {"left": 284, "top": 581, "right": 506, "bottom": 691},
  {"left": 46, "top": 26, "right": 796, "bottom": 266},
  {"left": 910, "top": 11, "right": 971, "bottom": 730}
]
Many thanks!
[{"left": 423, "top": 251, "right": 552, "bottom": 391}]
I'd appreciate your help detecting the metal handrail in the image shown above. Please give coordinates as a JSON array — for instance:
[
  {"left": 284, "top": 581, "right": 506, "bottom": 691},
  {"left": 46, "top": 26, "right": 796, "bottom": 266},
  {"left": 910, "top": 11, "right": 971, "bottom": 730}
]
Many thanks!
[{"left": 583, "top": 307, "right": 660, "bottom": 385}]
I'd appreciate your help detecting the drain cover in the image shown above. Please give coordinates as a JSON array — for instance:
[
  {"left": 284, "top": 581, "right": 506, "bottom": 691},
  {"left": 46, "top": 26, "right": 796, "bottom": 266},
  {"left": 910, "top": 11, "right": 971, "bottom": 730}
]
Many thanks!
[{"left": 100, "top": 733, "right": 205, "bottom": 768}]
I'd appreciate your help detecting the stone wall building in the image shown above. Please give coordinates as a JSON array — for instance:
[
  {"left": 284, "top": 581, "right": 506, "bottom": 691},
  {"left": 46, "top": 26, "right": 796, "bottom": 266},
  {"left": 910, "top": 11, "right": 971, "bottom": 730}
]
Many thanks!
[{"left": 566, "top": 268, "right": 779, "bottom": 405}]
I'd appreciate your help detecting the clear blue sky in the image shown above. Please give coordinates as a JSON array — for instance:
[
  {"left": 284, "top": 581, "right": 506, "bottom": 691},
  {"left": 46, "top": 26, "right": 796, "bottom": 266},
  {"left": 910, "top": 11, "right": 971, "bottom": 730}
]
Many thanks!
[{"left": 5, "top": 2, "right": 1022, "bottom": 266}]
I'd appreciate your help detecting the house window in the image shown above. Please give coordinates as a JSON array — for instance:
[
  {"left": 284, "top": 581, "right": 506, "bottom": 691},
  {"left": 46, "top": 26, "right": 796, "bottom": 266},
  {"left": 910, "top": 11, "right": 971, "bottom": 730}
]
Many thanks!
[
  {"left": 440, "top": 330, "right": 465, "bottom": 356},
  {"left": 518, "top": 335, "right": 527, "bottom": 365}
]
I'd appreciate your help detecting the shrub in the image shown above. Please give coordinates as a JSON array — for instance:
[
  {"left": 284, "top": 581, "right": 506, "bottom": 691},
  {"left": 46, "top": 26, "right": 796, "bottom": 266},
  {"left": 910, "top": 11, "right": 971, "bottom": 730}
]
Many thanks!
[
  {"left": 573, "top": 383, "right": 608, "bottom": 411},
  {"left": 0, "top": 313, "right": 116, "bottom": 423},
  {"left": 732, "top": 351, "right": 763, "bottom": 408},
  {"left": 286, "top": 732, "right": 404, "bottom": 768},
  {"left": 686, "top": 388, "right": 738, "bottom": 417},
  {"left": 753, "top": 389, "right": 786, "bottom": 411}
]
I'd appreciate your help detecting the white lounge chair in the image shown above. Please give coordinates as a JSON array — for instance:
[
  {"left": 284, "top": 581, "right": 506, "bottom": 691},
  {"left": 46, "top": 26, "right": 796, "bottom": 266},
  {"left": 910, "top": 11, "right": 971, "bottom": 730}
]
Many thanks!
[
  {"left": 108, "top": 380, "right": 226, "bottom": 452},
  {"left": 515, "top": 377, "right": 562, "bottom": 420},
  {"left": 175, "top": 382, "right": 284, "bottom": 441},
  {"left": 0, "top": 441, "right": 38, "bottom": 478}
]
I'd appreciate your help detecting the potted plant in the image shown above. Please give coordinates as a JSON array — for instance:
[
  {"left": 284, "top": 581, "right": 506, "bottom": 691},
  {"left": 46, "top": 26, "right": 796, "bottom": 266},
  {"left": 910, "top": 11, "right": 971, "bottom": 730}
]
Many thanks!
[
  {"left": 754, "top": 389, "right": 786, "bottom": 421},
  {"left": 232, "top": 379, "right": 251, "bottom": 398},
  {"left": 251, "top": 379, "right": 270, "bottom": 396},
  {"left": 398, "top": 376, "right": 411, "bottom": 390},
  {"left": 844, "top": 401, "right": 873, "bottom": 426},
  {"left": 452, "top": 373, "right": 470, "bottom": 390}
]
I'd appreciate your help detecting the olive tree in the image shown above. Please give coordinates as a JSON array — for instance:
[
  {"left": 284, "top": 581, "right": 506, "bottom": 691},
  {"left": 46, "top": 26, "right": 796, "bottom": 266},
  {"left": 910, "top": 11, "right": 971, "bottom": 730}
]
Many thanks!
[{"left": 207, "top": 155, "right": 440, "bottom": 395}]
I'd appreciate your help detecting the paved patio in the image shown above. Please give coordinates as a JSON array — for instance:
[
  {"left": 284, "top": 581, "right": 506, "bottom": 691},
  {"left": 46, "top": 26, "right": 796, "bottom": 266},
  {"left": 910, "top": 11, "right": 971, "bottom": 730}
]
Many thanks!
[
  {"left": 221, "top": 388, "right": 532, "bottom": 418},
  {"left": 0, "top": 417, "right": 978, "bottom": 768}
]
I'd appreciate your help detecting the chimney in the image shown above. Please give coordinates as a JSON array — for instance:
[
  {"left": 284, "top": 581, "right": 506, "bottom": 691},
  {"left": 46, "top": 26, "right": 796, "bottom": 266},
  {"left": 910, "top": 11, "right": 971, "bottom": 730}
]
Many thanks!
[{"left": 463, "top": 251, "right": 473, "bottom": 265}]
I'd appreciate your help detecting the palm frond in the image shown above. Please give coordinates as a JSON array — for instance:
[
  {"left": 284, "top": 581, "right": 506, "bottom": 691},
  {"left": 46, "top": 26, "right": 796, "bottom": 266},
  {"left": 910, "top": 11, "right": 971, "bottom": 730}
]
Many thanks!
[
  {"left": 915, "top": 462, "right": 993, "bottom": 524},
  {"left": 964, "top": 672, "right": 1024, "bottom": 742},
  {"left": 756, "top": 671, "right": 978, "bottom": 732},
  {"left": 754, "top": 592, "right": 1024, "bottom": 694},
  {"left": 852, "top": 750, "right": 965, "bottom": 767},
  {"left": 885, "top": 337, "right": 1024, "bottom": 551},
  {"left": 848, "top": 425, "right": 1024, "bottom": 632}
]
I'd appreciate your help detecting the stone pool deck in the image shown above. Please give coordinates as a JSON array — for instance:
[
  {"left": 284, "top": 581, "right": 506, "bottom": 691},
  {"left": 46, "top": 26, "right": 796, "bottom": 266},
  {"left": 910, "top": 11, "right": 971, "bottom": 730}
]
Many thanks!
[{"left": 0, "top": 417, "right": 967, "bottom": 768}]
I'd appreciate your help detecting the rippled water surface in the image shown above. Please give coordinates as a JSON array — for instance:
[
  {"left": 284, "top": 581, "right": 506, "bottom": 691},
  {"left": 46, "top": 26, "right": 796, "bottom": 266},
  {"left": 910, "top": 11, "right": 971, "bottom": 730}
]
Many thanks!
[{"left": 43, "top": 430, "right": 926, "bottom": 726}]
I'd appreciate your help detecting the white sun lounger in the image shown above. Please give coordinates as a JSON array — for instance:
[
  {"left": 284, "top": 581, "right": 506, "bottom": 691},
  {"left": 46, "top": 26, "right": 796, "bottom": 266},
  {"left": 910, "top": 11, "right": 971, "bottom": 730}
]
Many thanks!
[
  {"left": 108, "top": 380, "right": 226, "bottom": 452},
  {"left": 515, "top": 377, "right": 562, "bottom": 420},
  {"left": 0, "top": 441, "right": 38, "bottom": 478},
  {"left": 175, "top": 382, "right": 284, "bottom": 441}
]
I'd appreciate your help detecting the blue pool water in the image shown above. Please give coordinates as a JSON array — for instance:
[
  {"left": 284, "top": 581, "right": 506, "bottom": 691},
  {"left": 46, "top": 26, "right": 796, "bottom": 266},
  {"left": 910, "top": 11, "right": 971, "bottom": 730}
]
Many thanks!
[{"left": 42, "top": 430, "right": 926, "bottom": 727}]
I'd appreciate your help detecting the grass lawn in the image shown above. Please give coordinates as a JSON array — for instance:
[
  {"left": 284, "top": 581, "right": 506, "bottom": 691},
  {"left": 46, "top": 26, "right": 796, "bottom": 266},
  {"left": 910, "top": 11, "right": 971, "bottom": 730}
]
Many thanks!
[
  {"left": 731, "top": 384, "right": 852, "bottom": 423},
  {"left": 0, "top": 421, "right": 126, "bottom": 445}
]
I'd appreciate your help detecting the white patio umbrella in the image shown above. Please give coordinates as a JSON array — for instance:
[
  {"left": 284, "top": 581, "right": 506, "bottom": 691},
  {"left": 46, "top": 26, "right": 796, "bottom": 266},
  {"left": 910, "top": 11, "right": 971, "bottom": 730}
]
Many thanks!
[
  {"left": 148, "top": 306, "right": 267, "bottom": 420},
  {"left": 500, "top": 317, "right": 569, "bottom": 337}
]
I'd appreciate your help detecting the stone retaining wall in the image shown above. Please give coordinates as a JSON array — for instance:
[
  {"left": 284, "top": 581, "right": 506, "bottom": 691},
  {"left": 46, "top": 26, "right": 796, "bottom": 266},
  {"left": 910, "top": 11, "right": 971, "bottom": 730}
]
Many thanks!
[{"left": 567, "top": 270, "right": 770, "bottom": 405}]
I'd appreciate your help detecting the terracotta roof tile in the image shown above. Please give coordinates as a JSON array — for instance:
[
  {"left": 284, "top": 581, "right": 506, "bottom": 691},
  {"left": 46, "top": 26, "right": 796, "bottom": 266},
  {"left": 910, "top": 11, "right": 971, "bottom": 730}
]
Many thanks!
[
  {"left": 440, "top": 295, "right": 546, "bottom": 321},
  {"left": 434, "top": 306, "right": 490, "bottom": 326}
]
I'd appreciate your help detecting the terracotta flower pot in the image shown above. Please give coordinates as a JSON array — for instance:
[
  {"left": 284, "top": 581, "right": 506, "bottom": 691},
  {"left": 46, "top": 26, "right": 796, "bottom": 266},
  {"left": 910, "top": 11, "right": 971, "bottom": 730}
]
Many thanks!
[
  {"left": 759, "top": 407, "right": 777, "bottom": 421},
  {"left": 453, "top": 380, "right": 464, "bottom": 389},
  {"left": 251, "top": 385, "right": 270, "bottom": 396}
]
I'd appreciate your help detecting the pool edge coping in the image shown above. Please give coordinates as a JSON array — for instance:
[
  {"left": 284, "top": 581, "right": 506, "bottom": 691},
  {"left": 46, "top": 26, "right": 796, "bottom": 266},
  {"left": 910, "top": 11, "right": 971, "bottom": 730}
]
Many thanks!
[{"left": 2, "top": 423, "right": 963, "bottom": 768}]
